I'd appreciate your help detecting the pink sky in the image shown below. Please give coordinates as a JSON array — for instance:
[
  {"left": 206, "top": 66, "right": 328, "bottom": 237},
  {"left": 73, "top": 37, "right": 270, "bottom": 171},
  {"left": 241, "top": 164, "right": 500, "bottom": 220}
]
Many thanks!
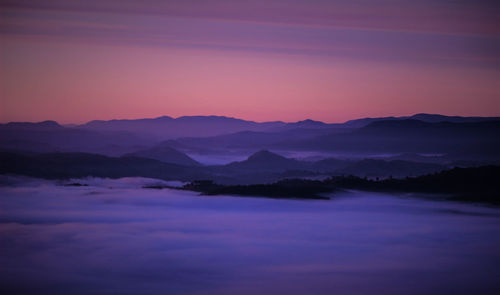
[{"left": 1, "top": 0, "right": 499, "bottom": 124}]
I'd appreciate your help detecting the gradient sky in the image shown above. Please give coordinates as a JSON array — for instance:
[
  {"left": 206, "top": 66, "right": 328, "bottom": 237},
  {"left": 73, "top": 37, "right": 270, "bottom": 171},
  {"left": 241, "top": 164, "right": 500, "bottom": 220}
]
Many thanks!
[{"left": 1, "top": 0, "right": 499, "bottom": 124}]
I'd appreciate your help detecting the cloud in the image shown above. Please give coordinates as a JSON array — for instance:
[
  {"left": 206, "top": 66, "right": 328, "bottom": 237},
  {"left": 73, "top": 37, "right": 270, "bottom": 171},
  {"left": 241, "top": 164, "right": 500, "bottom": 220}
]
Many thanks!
[
  {"left": 1, "top": 178, "right": 499, "bottom": 294},
  {"left": 1, "top": 1, "right": 498, "bottom": 67}
]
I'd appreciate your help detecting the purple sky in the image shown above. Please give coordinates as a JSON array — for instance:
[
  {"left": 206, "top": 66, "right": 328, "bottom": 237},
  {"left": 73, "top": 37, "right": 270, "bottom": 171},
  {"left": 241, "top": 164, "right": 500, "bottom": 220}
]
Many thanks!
[{"left": 1, "top": 0, "right": 499, "bottom": 123}]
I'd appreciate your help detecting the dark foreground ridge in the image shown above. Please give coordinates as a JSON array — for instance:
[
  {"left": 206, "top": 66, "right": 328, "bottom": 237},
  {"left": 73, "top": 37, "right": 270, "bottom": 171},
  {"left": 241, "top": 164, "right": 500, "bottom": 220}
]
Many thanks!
[
  {"left": 159, "top": 166, "right": 500, "bottom": 204},
  {"left": 1, "top": 150, "right": 499, "bottom": 204},
  {"left": 181, "top": 179, "right": 332, "bottom": 200}
]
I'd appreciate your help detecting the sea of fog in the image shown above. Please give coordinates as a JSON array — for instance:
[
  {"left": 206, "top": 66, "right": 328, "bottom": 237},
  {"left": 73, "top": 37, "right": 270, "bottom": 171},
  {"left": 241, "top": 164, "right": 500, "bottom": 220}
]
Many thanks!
[{"left": 1, "top": 176, "right": 499, "bottom": 295}]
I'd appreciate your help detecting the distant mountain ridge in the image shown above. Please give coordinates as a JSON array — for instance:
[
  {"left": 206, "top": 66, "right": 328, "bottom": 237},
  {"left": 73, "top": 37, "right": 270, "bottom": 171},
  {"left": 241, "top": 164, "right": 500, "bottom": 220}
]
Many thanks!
[
  {"left": 0, "top": 120, "right": 63, "bottom": 130},
  {"left": 0, "top": 122, "right": 155, "bottom": 156},
  {"left": 123, "top": 146, "right": 201, "bottom": 166},
  {"left": 3, "top": 113, "right": 499, "bottom": 132},
  {"left": 0, "top": 150, "right": 451, "bottom": 184},
  {"left": 224, "top": 150, "right": 305, "bottom": 172},
  {"left": 281, "top": 119, "right": 500, "bottom": 154},
  {"left": 343, "top": 113, "right": 500, "bottom": 128},
  {"left": 156, "top": 118, "right": 500, "bottom": 157},
  {"left": 75, "top": 113, "right": 500, "bottom": 140},
  {"left": 79, "top": 115, "right": 287, "bottom": 139},
  {"left": 0, "top": 151, "right": 209, "bottom": 181},
  {"left": 2, "top": 114, "right": 499, "bottom": 159}
]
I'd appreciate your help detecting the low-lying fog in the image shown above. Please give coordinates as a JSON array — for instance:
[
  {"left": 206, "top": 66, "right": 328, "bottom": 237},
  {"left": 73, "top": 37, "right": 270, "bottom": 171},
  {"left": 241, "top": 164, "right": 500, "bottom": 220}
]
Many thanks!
[
  {"left": 185, "top": 150, "right": 413, "bottom": 165},
  {"left": 1, "top": 177, "right": 499, "bottom": 295}
]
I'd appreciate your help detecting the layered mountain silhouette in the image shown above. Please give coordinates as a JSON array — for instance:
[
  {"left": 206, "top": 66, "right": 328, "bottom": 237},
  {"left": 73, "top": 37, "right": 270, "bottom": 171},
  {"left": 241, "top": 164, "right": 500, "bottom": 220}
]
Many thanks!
[
  {"left": 224, "top": 150, "right": 305, "bottom": 172},
  {"left": 3, "top": 149, "right": 498, "bottom": 203},
  {"left": 0, "top": 122, "right": 155, "bottom": 156},
  {"left": 283, "top": 120, "right": 500, "bottom": 156},
  {"left": 181, "top": 166, "right": 500, "bottom": 204},
  {"left": 78, "top": 113, "right": 500, "bottom": 139},
  {"left": 1, "top": 114, "right": 499, "bottom": 176},
  {"left": 1, "top": 113, "right": 499, "bottom": 203},
  {"left": 342, "top": 113, "right": 500, "bottom": 128},
  {"left": 152, "top": 119, "right": 500, "bottom": 162},
  {"left": 123, "top": 146, "right": 200, "bottom": 166},
  {"left": 161, "top": 127, "right": 337, "bottom": 154},
  {"left": 79, "top": 115, "right": 287, "bottom": 139},
  {"left": 221, "top": 150, "right": 449, "bottom": 179},
  {"left": 0, "top": 152, "right": 209, "bottom": 181},
  {"left": 1, "top": 120, "right": 63, "bottom": 130},
  {"left": 0, "top": 149, "right": 451, "bottom": 184},
  {"left": 336, "top": 159, "right": 446, "bottom": 178}
]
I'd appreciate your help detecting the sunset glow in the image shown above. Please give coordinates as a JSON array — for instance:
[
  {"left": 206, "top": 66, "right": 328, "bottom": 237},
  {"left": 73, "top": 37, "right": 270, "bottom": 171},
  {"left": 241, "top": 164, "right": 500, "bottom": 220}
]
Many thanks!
[{"left": 1, "top": 0, "right": 499, "bottom": 123}]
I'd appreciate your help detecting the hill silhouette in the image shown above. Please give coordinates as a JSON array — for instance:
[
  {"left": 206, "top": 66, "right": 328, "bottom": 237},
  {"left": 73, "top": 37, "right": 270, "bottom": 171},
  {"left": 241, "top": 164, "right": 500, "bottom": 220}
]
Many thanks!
[
  {"left": 224, "top": 150, "right": 305, "bottom": 172},
  {"left": 0, "top": 122, "right": 155, "bottom": 156},
  {"left": 284, "top": 119, "right": 500, "bottom": 154},
  {"left": 4, "top": 114, "right": 500, "bottom": 160},
  {"left": 80, "top": 115, "right": 286, "bottom": 139},
  {"left": 0, "top": 152, "right": 208, "bottom": 181},
  {"left": 0, "top": 120, "right": 63, "bottom": 130},
  {"left": 342, "top": 113, "right": 500, "bottom": 128},
  {"left": 123, "top": 146, "right": 200, "bottom": 166},
  {"left": 178, "top": 166, "right": 500, "bottom": 204},
  {"left": 336, "top": 159, "right": 446, "bottom": 178}
]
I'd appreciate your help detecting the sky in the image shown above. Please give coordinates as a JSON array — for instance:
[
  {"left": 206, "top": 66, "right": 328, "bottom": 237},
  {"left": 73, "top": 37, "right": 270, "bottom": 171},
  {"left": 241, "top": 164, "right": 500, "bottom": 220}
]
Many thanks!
[{"left": 1, "top": 0, "right": 499, "bottom": 124}]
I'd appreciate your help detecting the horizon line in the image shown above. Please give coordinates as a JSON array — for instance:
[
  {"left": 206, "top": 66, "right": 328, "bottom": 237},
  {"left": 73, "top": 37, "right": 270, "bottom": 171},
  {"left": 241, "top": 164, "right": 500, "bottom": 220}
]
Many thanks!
[{"left": 2, "top": 112, "right": 500, "bottom": 126}]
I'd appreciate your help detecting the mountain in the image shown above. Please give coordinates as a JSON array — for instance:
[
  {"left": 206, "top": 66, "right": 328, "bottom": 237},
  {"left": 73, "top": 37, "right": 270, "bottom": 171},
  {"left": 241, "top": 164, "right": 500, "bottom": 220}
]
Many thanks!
[
  {"left": 224, "top": 150, "right": 305, "bottom": 172},
  {"left": 282, "top": 119, "right": 500, "bottom": 154},
  {"left": 342, "top": 113, "right": 500, "bottom": 128},
  {"left": 357, "top": 119, "right": 500, "bottom": 136},
  {"left": 0, "top": 122, "right": 156, "bottom": 156},
  {"left": 311, "top": 158, "right": 353, "bottom": 172},
  {"left": 79, "top": 115, "right": 286, "bottom": 140},
  {"left": 156, "top": 115, "right": 500, "bottom": 155},
  {"left": 79, "top": 116, "right": 348, "bottom": 141},
  {"left": 0, "top": 148, "right": 488, "bottom": 186},
  {"left": 123, "top": 146, "right": 201, "bottom": 166},
  {"left": 336, "top": 159, "right": 446, "bottom": 178},
  {"left": 161, "top": 127, "right": 338, "bottom": 154},
  {"left": 3, "top": 114, "right": 500, "bottom": 161},
  {"left": 0, "top": 150, "right": 308, "bottom": 184},
  {"left": 222, "top": 152, "right": 447, "bottom": 178},
  {"left": 410, "top": 113, "right": 500, "bottom": 123},
  {"left": 0, "top": 120, "right": 63, "bottom": 130},
  {"left": 0, "top": 152, "right": 209, "bottom": 181},
  {"left": 181, "top": 166, "right": 500, "bottom": 204},
  {"left": 278, "top": 119, "right": 338, "bottom": 130},
  {"left": 342, "top": 116, "right": 401, "bottom": 128},
  {"left": 381, "top": 153, "right": 447, "bottom": 164}
]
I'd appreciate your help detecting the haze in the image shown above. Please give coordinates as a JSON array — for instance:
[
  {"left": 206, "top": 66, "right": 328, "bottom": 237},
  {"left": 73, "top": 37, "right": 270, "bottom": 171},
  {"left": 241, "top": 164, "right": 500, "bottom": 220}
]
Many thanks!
[{"left": 1, "top": 177, "right": 499, "bottom": 294}]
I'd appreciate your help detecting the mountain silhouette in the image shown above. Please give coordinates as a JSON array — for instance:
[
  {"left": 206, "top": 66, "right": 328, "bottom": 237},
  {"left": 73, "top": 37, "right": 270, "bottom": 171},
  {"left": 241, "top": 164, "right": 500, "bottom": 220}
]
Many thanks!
[
  {"left": 3, "top": 114, "right": 500, "bottom": 164},
  {"left": 0, "top": 151, "right": 208, "bottom": 181},
  {"left": 336, "top": 159, "right": 446, "bottom": 178},
  {"left": 283, "top": 119, "right": 500, "bottom": 154},
  {"left": 342, "top": 113, "right": 500, "bottom": 128},
  {"left": 123, "top": 146, "right": 200, "bottom": 166},
  {"left": 79, "top": 115, "right": 286, "bottom": 139},
  {"left": 0, "top": 120, "right": 63, "bottom": 130},
  {"left": 224, "top": 150, "right": 304, "bottom": 171},
  {"left": 0, "top": 123, "right": 155, "bottom": 155}
]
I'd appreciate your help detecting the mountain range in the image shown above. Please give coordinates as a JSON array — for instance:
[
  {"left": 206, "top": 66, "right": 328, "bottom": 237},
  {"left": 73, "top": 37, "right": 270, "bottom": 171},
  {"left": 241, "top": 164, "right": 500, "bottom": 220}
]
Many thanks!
[
  {"left": 1, "top": 113, "right": 499, "bottom": 174},
  {"left": 0, "top": 149, "right": 454, "bottom": 184}
]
